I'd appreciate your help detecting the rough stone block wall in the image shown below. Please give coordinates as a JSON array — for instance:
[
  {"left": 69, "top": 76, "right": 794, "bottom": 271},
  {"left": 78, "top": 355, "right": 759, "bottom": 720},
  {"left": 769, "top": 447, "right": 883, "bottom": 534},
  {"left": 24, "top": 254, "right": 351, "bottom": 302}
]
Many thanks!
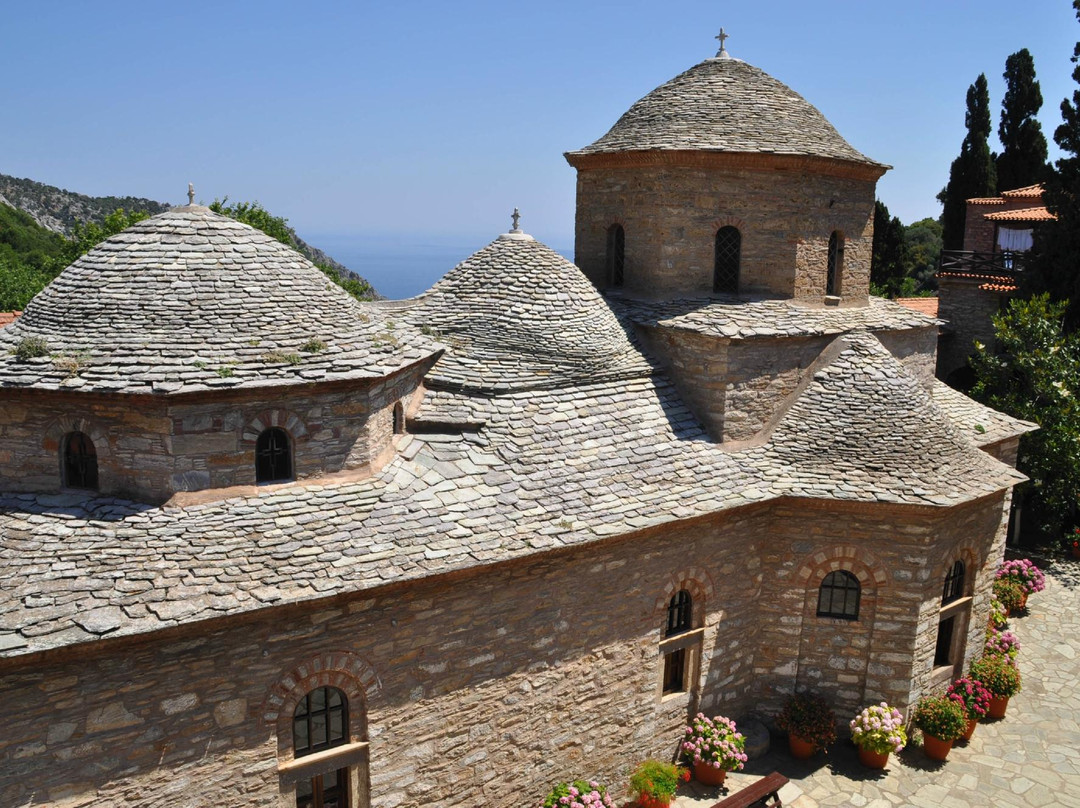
[
  {"left": 963, "top": 204, "right": 998, "bottom": 253},
  {"left": 574, "top": 165, "right": 875, "bottom": 302},
  {"left": 635, "top": 327, "right": 938, "bottom": 443},
  {"left": 936, "top": 279, "right": 1009, "bottom": 381},
  {"left": 0, "top": 367, "right": 425, "bottom": 503}
]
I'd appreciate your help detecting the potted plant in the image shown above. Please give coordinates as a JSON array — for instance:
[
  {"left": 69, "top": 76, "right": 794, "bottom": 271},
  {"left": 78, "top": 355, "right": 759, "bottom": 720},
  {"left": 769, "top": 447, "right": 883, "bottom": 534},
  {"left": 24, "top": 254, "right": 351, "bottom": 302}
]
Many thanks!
[
  {"left": 984, "top": 627, "right": 1021, "bottom": 660},
  {"left": 992, "top": 577, "right": 1026, "bottom": 616},
  {"left": 970, "top": 655, "right": 1022, "bottom": 718},
  {"left": 849, "top": 702, "right": 907, "bottom": 769},
  {"left": 1070, "top": 527, "right": 1080, "bottom": 560},
  {"left": 945, "top": 676, "right": 992, "bottom": 740},
  {"left": 541, "top": 780, "right": 615, "bottom": 808},
  {"left": 988, "top": 596, "right": 1008, "bottom": 629},
  {"left": 996, "top": 558, "right": 1046, "bottom": 609},
  {"left": 776, "top": 692, "right": 837, "bottom": 759},
  {"left": 680, "top": 713, "right": 747, "bottom": 786},
  {"left": 911, "top": 694, "right": 968, "bottom": 761},
  {"left": 628, "top": 760, "right": 688, "bottom": 808}
]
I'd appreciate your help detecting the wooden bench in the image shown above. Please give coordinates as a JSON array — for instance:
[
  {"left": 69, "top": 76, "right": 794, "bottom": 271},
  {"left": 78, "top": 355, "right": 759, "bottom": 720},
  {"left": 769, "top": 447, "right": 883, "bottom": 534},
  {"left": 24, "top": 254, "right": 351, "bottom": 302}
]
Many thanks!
[{"left": 710, "top": 771, "right": 788, "bottom": 808}]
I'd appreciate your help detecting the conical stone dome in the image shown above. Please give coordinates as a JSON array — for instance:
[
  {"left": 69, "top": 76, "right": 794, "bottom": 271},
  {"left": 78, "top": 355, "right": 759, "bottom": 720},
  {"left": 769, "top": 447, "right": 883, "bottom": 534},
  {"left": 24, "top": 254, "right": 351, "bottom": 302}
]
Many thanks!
[
  {"left": 568, "top": 55, "right": 881, "bottom": 166},
  {"left": 0, "top": 206, "right": 436, "bottom": 394},
  {"left": 402, "top": 231, "right": 652, "bottom": 393}
]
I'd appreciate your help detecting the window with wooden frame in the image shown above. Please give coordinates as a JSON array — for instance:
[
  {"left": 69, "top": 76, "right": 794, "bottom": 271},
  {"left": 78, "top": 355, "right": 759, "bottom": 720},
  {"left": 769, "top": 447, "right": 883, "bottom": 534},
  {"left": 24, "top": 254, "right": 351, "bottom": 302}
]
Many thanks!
[
  {"left": 816, "top": 570, "right": 860, "bottom": 620},
  {"left": 660, "top": 589, "right": 703, "bottom": 697},
  {"left": 62, "top": 431, "right": 99, "bottom": 491},
  {"left": 256, "top": 426, "right": 292, "bottom": 483},
  {"left": 606, "top": 224, "right": 625, "bottom": 287},
  {"left": 935, "top": 560, "right": 970, "bottom": 669},
  {"left": 826, "top": 231, "right": 844, "bottom": 296},
  {"left": 713, "top": 226, "right": 741, "bottom": 294},
  {"left": 293, "top": 687, "right": 350, "bottom": 808}
]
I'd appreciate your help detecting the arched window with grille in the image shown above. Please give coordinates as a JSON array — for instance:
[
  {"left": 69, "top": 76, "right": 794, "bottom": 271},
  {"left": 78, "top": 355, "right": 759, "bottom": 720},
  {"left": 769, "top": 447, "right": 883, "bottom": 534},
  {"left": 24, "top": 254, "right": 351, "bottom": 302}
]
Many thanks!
[
  {"left": 713, "top": 226, "right": 741, "bottom": 294},
  {"left": 606, "top": 224, "right": 625, "bottom": 287},
  {"left": 826, "top": 231, "right": 844, "bottom": 296},
  {"left": 662, "top": 589, "right": 693, "bottom": 695},
  {"left": 256, "top": 427, "right": 293, "bottom": 483},
  {"left": 817, "top": 570, "right": 860, "bottom": 620},
  {"left": 62, "top": 431, "right": 98, "bottom": 491},
  {"left": 294, "top": 687, "right": 350, "bottom": 808}
]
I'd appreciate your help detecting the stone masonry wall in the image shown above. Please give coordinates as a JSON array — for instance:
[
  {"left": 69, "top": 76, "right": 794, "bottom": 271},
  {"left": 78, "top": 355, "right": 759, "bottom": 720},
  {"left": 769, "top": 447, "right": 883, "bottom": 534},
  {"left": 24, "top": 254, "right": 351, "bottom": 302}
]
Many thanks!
[
  {"left": 0, "top": 366, "right": 425, "bottom": 503},
  {"left": 936, "top": 278, "right": 1009, "bottom": 381},
  {"left": 0, "top": 491, "right": 1012, "bottom": 808},
  {"left": 635, "top": 326, "right": 938, "bottom": 443},
  {"left": 574, "top": 164, "right": 875, "bottom": 301}
]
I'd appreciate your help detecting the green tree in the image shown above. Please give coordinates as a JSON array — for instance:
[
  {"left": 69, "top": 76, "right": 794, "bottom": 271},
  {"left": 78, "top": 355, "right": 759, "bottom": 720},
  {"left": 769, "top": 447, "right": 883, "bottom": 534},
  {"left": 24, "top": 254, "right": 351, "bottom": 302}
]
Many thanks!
[
  {"left": 970, "top": 295, "right": 1080, "bottom": 543},
  {"left": 939, "top": 74, "right": 998, "bottom": 251},
  {"left": 870, "top": 200, "right": 906, "bottom": 297},
  {"left": 47, "top": 208, "right": 150, "bottom": 271},
  {"left": 997, "top": 48, "right": 1049, "bottom": 192},
  {"left": 902, "top": 217, "right": 944, "bottom": 293},
  {"left": 210, "top": 198, "right": 375, "bottom": 301},
  {"left": 1027, "top": 0, "right": 1080, "bottom": 330}
]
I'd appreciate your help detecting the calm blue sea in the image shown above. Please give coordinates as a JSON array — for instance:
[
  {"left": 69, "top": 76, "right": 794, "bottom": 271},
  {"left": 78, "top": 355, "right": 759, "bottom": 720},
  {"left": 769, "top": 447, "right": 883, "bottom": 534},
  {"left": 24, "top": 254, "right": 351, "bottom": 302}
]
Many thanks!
[{"left": 307, "top": 233, "right": 573, "bottom": 301}]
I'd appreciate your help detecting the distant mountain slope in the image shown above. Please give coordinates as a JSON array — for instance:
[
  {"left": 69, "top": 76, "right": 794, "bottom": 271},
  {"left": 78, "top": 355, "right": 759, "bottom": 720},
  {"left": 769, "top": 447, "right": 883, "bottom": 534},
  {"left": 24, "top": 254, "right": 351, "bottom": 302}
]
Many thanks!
[{"left": 0, "top": 171, "right": 375, "bottom": 296}]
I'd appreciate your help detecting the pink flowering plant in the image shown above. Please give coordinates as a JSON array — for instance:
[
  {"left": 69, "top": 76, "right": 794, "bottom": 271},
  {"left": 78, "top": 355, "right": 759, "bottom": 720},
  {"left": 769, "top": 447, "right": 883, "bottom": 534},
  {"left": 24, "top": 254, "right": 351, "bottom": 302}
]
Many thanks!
[
  {"left": 681, "top": 713, "right": 748, "bottom": 772},
  {"left": 849, "top": 703, "right": 907, "bottom": 755},
  {"left": 984, "top": 627, "right": 1021, "bottom": 660},
  {"left": 945, "top": 676, "right": 992, "bottom": 721},
  {"left": 541, "top": 780, "right": 615, "bottom": 808},
  {"left": 996, "top": 558, "right": 1045, "bottom": 595},
  {"left": 989, "top": 596, "right": 1008, "bottom": 629}
]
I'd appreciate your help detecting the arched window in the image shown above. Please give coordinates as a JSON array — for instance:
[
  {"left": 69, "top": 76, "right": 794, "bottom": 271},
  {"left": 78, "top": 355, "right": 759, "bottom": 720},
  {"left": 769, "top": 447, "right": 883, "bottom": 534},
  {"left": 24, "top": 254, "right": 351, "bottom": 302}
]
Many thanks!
[
  {"left": 713, "top": 226, "right": 741, "bottom": 294},
  {"left": 826, "top": 231, "right": 844, "bottom": 296},
  {"left": 62, "top": 431, "right": 98, "bottom": 491},
  {"left": 606, "top": 224, "right": 625, "bottom": 287},
  {"left": 393, "top": 402, "right": 405, "bottom": 435},
  {"left": 256, "top": 427, "right": 292, "bottom": 483},
  {"left": 817, "top": 570, "right": 860, "bottom": 620},
  {"left": 935, "top": 559, "right": 970, "bottom": 670},
  {"left": 294, "top": 687, "right": 350, "bottom": 808},
  {"left": 662, "top": 589, "right": 692, "bottom": 695}
]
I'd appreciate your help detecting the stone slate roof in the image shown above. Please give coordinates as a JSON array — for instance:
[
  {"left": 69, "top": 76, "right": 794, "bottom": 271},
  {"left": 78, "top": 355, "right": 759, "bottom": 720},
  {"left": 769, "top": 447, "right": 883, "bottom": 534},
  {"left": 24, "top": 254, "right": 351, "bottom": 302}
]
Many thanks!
[
  {"left": 567, "top": 56, "right": 881, "bottom": 166},
  {"left": 929, "top": 380, "right": 1037, "bottom": 446},
  {"left": 746, "top": 333, "right": 1026, "bottom": 506},
  {"left": 610, "top": 293, "right": 938, "bottom": 340},
  {"left": 397, "top": 232, "right": 653, "bottom": 392},
  {"left": 0, "top": 206, "right": 438, "bottom": 394}
]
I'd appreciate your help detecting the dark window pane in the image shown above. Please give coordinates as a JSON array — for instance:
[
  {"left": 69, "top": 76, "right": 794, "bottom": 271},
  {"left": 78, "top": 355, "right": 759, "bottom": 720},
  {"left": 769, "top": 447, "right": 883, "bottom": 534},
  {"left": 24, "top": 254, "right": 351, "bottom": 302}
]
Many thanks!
[
  {"left": 330, "top": 709, "right": 344, "bottom": 743},
  {"left": 817, "top": 570, "right": 860, "bottom": 619},
  {"left": 663, "top": 648, "right": 686, "bottom": 694},
  {"left": 935, "top": 617, "right": 955, "bottom": 666},
  {"left": 666, "top": 590, "right": 692, "bottom": 636},
  {"left": 942, "top": 560, "right": 965, "bottom": 604},
  {"left": 606, "top": 224, "right": 625, "bottom": 287},
  {"left": 311, "top": 713, "right": 328, "bottom": 748},
  {"left": 826, "top": 231, "right": 843, "bottom": 296},
  {"left": 714, "top": 227, "right": 741, "bottom": 293},
  {"left": 63, "top": 431, "right": 99, "bottom": 490},
  {"left": 294, "top": 717, "right": 309, "bottom": 752},
  {"left": 256, "top": 427, "right": 292, "bottom": 483},
  {"left": 293, "top": 687, "right": 350, "bottom": 758}
]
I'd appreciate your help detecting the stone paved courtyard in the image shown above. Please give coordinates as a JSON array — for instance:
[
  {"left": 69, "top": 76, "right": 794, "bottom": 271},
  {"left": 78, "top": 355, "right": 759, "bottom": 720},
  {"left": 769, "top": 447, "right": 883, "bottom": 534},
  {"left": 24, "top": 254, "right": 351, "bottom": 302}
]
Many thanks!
[{"left": 675, "top": 554, "right": 1080, "bottom": 808}]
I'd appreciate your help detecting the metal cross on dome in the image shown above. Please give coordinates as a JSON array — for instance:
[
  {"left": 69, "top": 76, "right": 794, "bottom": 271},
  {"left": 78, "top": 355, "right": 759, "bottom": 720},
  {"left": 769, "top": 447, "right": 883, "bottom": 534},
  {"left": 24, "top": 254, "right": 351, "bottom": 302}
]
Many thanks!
[{"left": 715, "top": 28, "right": 730, "bottom": 57}]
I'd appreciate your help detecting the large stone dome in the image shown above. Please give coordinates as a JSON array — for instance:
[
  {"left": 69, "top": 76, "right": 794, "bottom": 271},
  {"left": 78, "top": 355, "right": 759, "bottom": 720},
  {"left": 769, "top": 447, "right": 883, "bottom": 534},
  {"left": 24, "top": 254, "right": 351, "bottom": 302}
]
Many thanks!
[
  {"left": 401, "top": 230, "right": 652, "bottom": 392},
  {"left": 567, "top": 55, "right": 881, "bottom": 166},
  {"left": 0, "top": 205, "right": 436, "bottom": 394}
]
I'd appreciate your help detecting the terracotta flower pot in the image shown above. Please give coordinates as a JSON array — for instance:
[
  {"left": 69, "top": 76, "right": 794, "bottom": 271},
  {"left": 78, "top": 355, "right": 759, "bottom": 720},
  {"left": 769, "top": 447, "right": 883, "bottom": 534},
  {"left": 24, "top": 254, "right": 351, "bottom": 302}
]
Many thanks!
[
  {"left": 857, "top": 747, "right": 890, "bottom": 769},
  {"left": 961, "top": 718, "right": 977, "bottom": 741},
  {"left": 636, "top": 797, "right": 672, "bottom": 808},
  {"left": 987, "top": 695, "right": 1010, "bottom": 719},
  {"left": 922, "top": 733, "right": 953, "bottom": 761},
  {"left": 788, "top": 733, "right": 817, "bottom": 760},
  {"left": 1071, "top": 542, "right": 1080, "bottom": 560},
  {"left": 693, "top": 761, "right": 727, "bottom": 786}
]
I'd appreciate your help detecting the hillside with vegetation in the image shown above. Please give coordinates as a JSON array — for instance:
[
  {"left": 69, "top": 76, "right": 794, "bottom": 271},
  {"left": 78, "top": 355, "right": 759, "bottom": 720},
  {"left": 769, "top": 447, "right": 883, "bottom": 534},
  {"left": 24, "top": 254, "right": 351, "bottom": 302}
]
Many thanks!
[{"left": 0, "top": 172, "right": 376, "bottom": 310}]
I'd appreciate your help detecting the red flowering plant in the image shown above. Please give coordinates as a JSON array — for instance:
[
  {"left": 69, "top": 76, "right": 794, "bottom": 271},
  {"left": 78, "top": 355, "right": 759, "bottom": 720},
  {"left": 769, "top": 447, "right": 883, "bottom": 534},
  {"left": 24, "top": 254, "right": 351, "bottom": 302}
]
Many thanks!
[
  {"left": 911, "top": 694, "right": 968, "bottom": 743},
  {"left": 627, "top": 760, "right": 688, "bottom": 804},
  {"left": 775, "top": 692, "right": 837, "bottom": 750},
  {"left": 992, "top": 577, "right": 1025, "bottom": 613},
  {"left": 945, "top": 677, "right": 992, "bottom": 721}
]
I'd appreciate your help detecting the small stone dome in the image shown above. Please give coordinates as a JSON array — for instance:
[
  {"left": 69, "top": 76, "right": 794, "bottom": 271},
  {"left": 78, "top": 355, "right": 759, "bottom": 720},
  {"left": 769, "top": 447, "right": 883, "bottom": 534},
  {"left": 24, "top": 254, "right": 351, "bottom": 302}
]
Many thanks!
[
  {"left": 567, "top": 56, "right": 881, "bottom": 166},
  {"left": 402, "top": 231, "right": 652, "bottom": 392},
  {"left": 0, "top": 206, "right": 436, "bottom": 394}
]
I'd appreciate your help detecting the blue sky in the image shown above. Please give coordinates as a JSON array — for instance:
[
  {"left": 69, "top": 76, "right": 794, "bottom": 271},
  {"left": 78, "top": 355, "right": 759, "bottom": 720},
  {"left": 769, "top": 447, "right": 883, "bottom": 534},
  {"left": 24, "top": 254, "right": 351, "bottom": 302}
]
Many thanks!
[{"left": 2, "top": 1, "right": 1077, "bottom": 250}]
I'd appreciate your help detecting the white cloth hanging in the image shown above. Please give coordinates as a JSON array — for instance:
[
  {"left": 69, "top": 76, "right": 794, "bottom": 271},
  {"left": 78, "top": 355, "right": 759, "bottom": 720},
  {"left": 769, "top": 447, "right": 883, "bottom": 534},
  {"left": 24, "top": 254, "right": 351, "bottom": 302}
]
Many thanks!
[{"left": 997, "top": 227, "right": 1033, "bottom": 252}]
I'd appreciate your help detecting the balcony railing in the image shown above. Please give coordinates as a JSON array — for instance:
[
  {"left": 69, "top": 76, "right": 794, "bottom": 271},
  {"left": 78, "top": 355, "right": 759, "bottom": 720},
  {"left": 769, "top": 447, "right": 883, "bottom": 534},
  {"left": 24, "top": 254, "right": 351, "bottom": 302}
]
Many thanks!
[{"left": 938, "top": 250, "right": 1028, "bottom": 278}]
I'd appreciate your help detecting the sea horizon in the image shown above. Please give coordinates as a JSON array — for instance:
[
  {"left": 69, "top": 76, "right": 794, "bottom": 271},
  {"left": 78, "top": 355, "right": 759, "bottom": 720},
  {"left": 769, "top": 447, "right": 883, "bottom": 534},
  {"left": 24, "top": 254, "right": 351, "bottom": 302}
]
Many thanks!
[{"left": 306, "top": 232, "right": 574, "bottom": 301}]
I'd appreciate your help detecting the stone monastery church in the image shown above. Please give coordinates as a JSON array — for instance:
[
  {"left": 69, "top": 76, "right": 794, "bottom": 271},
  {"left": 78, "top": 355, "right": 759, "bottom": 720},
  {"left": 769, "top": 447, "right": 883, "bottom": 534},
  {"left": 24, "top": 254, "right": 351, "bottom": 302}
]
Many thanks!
[{"left": 0, "top": 36, "right": 1033, "bottom": 808}]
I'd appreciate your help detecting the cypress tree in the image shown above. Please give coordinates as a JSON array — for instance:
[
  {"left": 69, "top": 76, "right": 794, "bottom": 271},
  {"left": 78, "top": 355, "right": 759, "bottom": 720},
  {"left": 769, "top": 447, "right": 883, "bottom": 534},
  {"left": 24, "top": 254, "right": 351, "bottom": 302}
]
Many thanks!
[
  {"left": 997, "top": 48, "right": 1049, "bottom": 191},
  {"left": 939, "top": 74, "right": 998, "bottom": 251},
  {"left": 870, "top": 200, "right": 906, "bottom": 297}
]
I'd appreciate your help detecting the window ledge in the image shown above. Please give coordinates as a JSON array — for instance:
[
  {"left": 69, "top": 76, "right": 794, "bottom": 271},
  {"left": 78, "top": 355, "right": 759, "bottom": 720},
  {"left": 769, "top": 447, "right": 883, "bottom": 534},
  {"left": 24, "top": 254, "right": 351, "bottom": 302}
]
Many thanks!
[
  {"left": 940, "top": 596, "right": 972, "bottom": 618},
  {"left": 278, "top": 741, "right": 368, "bottom": 784},
  {"left": 658, "top": 627, "right": 705, "bottom": 654}
]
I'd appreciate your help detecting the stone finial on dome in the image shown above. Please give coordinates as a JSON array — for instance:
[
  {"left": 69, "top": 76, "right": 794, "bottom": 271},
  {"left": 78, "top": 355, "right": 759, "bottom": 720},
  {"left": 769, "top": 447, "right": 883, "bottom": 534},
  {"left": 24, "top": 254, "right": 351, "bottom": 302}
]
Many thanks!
[
  {"left": 187, "top": 183, "right": 195, "bottom": 205},
  {"left": 715, "top": 27, "right": 731, "bottom": 59},
  {"left": 499, "top": 207, "right": 534, "bottom": 241},
  {"left": 510, "top": 207, "right": 522, "bottom": 233}
]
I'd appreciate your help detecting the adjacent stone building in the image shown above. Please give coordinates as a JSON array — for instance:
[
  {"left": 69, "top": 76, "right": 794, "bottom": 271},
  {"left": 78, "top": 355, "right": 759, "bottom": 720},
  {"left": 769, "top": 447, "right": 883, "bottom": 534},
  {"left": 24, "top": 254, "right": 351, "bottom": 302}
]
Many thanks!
[{"left": 0, "top": 38, "right": 1033, "bottom": 808}]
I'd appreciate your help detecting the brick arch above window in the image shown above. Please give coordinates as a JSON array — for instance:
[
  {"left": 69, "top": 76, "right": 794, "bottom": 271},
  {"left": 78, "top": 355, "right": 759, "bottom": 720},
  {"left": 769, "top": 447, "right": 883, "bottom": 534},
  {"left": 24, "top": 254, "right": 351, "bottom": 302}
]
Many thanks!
[
  {"left": 261, "top": 650, "right": 380, "bottom": 759},
  {"left": 711, "top": 215, "right": 746, "bottom": 232},
  {"left": 794, "top": 546, "right": 888, "bottom": 591},
  {"left": 654, "top": 568, "right": 716, "bottom": 626},
  {"left": 42, "top": 416, "right": 110, "bottom": 460},
  {"left": 241, "top": 409, "right": 308, "bottom": 444}
]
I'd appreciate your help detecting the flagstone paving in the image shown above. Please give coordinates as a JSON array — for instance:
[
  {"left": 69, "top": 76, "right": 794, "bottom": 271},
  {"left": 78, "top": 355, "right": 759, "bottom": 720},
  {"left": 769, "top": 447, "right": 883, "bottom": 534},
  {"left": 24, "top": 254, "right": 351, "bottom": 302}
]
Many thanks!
[{"left": 675, "top": 554, "right": 1080, "bottom": 808}]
